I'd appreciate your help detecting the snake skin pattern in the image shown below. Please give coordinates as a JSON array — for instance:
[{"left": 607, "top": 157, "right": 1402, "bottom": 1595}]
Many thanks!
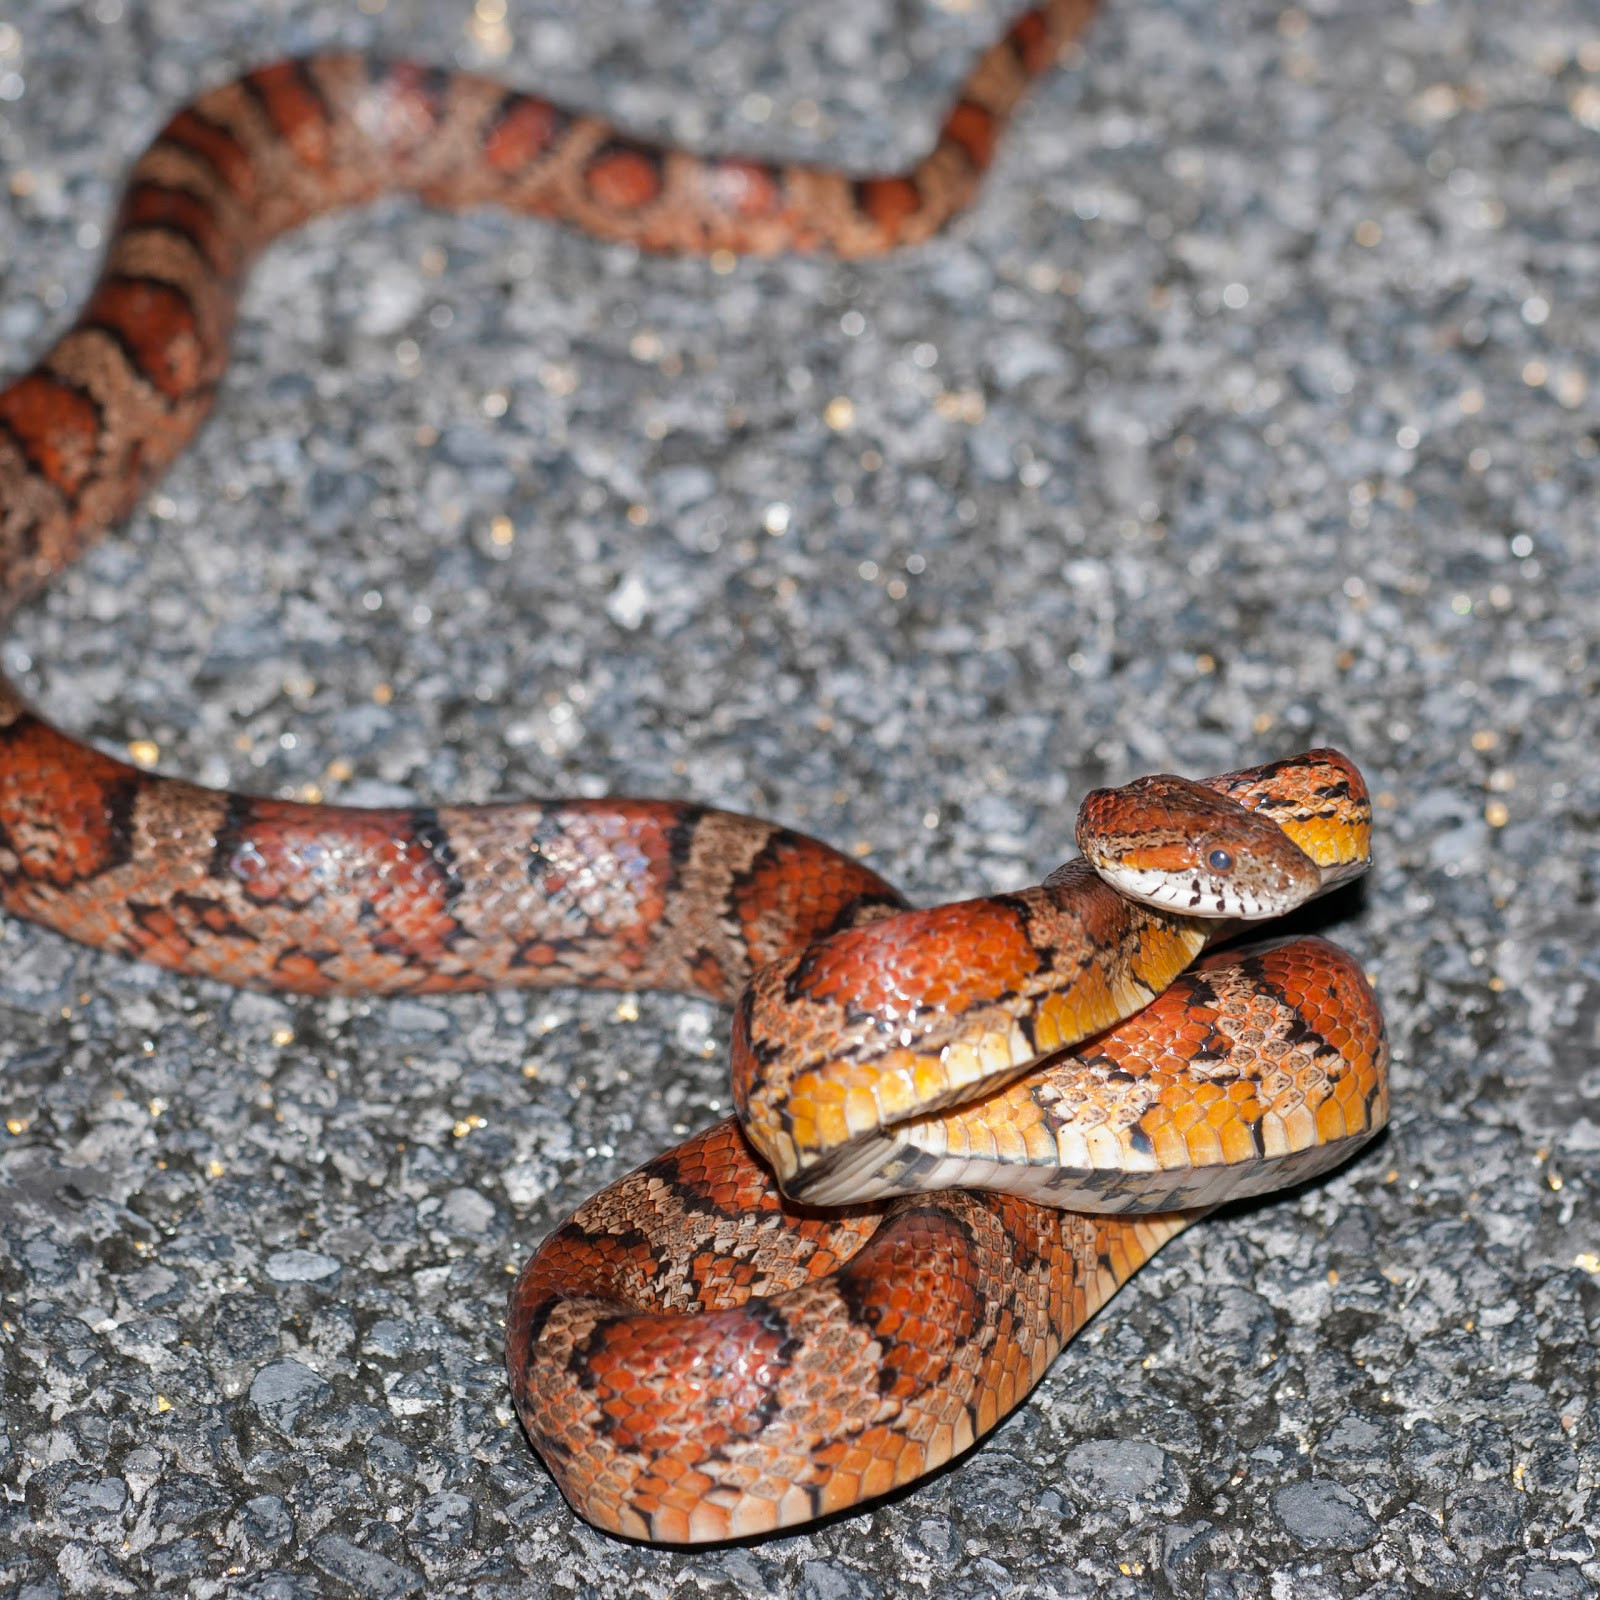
[
  {"left": 0, "top": 0, "right": 1389, "bottom": 1546},
  {"left": 507, "top": 757, "right": 1386, "bottom": 1540}
]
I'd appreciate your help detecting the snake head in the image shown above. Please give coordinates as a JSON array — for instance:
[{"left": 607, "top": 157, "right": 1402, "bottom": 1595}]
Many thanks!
[{"left": 1075, "top": 772, "right": 1325, "bottom": 920}]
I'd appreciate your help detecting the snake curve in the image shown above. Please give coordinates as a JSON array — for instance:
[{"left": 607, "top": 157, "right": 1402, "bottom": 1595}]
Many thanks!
[{"left": 0, "top": 0, "right": 1392, "bottom": 1547}]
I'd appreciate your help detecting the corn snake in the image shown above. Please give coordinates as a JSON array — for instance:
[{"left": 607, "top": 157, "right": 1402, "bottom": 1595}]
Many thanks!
[{"left": 0, "top": 0, "right": 1389, "bottom": 1545}]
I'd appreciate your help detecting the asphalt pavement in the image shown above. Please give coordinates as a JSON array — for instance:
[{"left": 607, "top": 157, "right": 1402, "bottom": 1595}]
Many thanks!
[{"left": 0, "top": 1, "right": 1596, "bottom": 1595}]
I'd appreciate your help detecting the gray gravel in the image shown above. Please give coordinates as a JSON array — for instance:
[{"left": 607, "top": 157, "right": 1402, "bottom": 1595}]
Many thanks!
[{"left": 1, "top": 0, "right": 1597, "bottom": 1595}]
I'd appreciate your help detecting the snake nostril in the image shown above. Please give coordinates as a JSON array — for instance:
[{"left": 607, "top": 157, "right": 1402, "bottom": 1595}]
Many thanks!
[{"left": 1207, "top": 849, "right": 1234, "bottom": 873}]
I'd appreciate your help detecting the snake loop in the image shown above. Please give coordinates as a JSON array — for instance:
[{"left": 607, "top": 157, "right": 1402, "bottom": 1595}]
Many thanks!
[{"left": 508, "top": 754, "right": 1385, "bottom": 1541}]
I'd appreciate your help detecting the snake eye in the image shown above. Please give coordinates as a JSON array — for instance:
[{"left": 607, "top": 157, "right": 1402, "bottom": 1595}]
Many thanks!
[{"left": 1207, "top": 849, "right": 1234, "bottom": 873}]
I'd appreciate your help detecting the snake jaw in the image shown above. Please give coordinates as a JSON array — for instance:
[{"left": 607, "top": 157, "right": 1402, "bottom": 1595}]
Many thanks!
[{"left": 1084, "top": 847, "right": 1320, "bottom": 920}]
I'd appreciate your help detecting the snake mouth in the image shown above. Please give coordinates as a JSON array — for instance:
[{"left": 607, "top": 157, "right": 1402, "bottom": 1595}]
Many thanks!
[
  {"left": 1091, "top": 865, "right": 1309, "bottom": 920},
  {"left": 1097, "top": 848, "right": 1368, "bottom": 919}
]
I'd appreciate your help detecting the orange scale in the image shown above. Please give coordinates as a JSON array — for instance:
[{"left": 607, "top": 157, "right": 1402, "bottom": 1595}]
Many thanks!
[
  {"left": 1281, "top": 1104, "right": 1316, "bottom": 1149},
  {"left": 1332, "top": 1073, "right": 1364, "bottom": 1107},
  {"left": 821, "top": 1468, "right": 862, "bottom": 1510},
  {"left": 631, "top": 1413, "right": 676, "bottom": 1446},
  {"left": 1315, "top": 1098, "right": 1349, "bottom": 1143},
  {"left": 674, "top": 1468, "right": 716, "bottom": 1500},
  {"left": 886, "top": 1361, "right": 935, "bottom": 1398},
  {"left": 835, "top": 1444, "right": 882, "bottom": 1478},
  {"left": 872, "top": 1308, "right": 910, "bottom": 1340},
  {"left": 587, "top": 1341, "right": 627, "bottom": 1374},
  {"left": 1149, "top": 1123, "right": 1190, "bottom": 1169},
  {"left": 1184, "top": 1123, "right": 1224, "bottom": 1165},
  {"left": 1167, "top": 1099, "right": 1205, "bottom": 1135},
  {"left": 1218, "top": 1117, "right": 1259, "bottom": 1166},
  {"left": 633, "top": 1475, "right": 674, "bottom": 1508},
  {"left": 845, "top": 1424, "right": 894, "bottom": 1462},
  {"left": 661, "top": 1454, "right": 706, "bottom": 1486},
  {"left": 650, "top": 1506, "right": 693, "bottom": 1544},
  {"left": 908, "top": 1312, "right": 955, "bottom": 1350},
  {"left": 999, "top": 1365, "right": 1029, "bottom": 1413},
  {"left": 1102, "top": 1239, "right": 1134, "bottom": 1280},
  {"left": 825, "top": 1465, "right": 876, "bottom": 1510}
]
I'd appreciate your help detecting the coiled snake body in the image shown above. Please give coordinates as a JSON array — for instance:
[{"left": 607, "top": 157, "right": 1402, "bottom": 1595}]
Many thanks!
[{"left": 0, "top": 1, "right": 1389, "bottom": 1545}]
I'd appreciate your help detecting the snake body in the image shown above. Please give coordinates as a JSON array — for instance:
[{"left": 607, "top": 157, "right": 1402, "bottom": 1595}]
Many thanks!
[
  {"left": 0, "top": 2, "right": 1390, "bottom": 1547},
  {"left": 508, "top": 758, "right": 1386, "bottom": 1541}
]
